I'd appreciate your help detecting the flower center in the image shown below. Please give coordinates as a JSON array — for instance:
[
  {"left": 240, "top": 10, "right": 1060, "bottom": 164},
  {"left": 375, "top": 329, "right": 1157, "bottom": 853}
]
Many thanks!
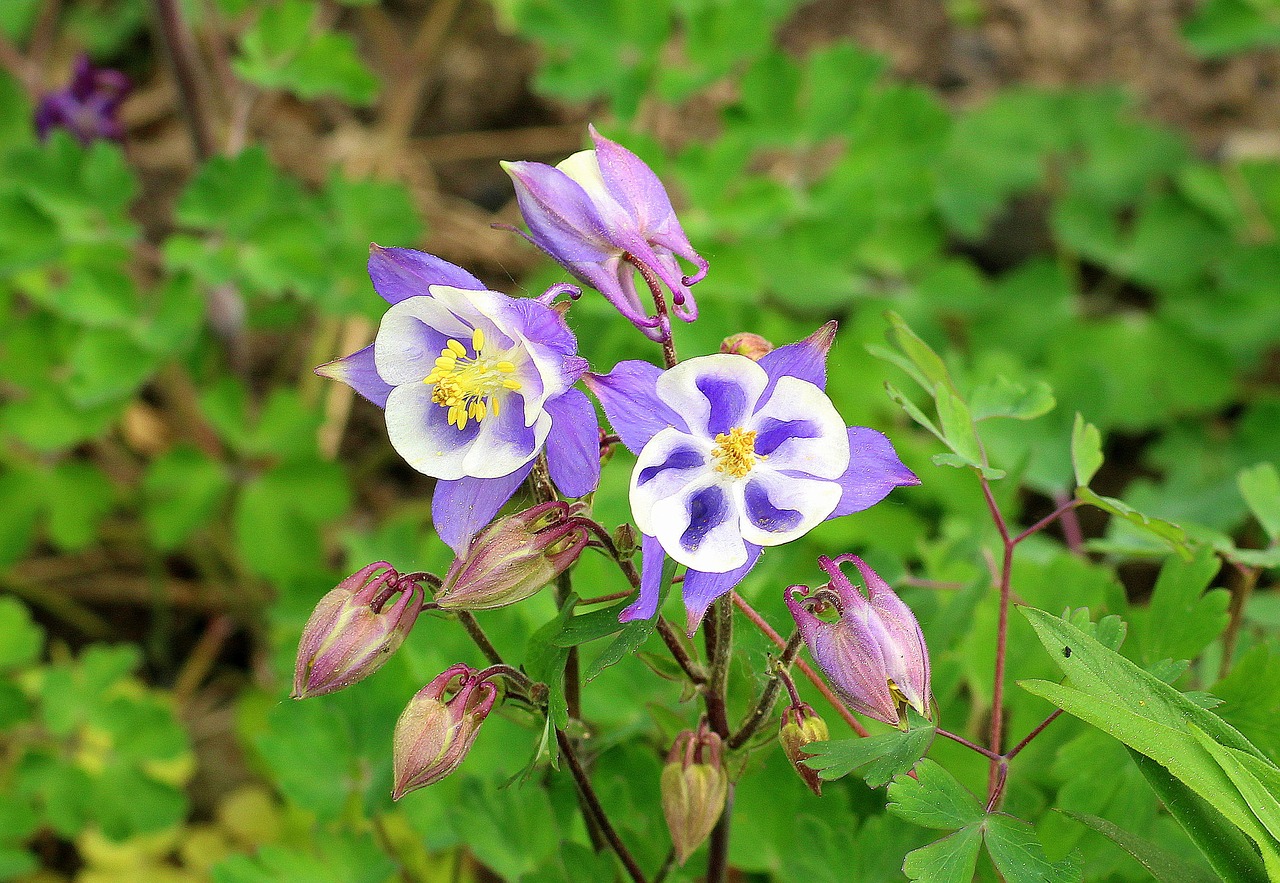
[
  {"left": 423, "top": 328, "right": 521, "bottom": 430},
  {"left": 710, "top": 427, "right": 762, "bottom": 478}
]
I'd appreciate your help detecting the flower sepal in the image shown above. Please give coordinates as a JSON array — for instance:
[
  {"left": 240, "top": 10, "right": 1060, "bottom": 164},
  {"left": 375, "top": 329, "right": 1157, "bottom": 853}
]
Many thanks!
[{"left": 392, "top": 664, "right": 498, "bottom": 799}]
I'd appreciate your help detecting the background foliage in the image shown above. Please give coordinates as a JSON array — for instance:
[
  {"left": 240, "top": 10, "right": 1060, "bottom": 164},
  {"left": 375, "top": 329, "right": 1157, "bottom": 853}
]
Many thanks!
[{"left": 0, "top": 0, "right": 1278, "bottom": 880}]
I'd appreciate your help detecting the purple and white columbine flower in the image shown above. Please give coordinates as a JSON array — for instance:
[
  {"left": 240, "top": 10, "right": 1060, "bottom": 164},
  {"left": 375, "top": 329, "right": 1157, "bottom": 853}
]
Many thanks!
[
  {"left": 34, "top": 55, "right": 130, "bottom": 145},
  {"left": 317, "top": 246, "right": 600, "bottom": 553},
  {"left": 586, "top": 323, "right": 919, "bottom": 632},
  {"left": 502, "top": 126, "right": 707, "bottom": 342}
]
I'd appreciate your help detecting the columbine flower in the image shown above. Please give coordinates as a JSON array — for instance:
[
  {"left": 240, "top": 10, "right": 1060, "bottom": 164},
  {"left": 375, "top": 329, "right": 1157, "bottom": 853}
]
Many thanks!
[
  {"left": 661, "top": 723, "right": 727, "bottom": 865},
  {"left": 786, "top": 555, "right": 932, "bottom": 729},
  {"left": 316, "top": 246, "right": 600, "bottom": 553},
  {"left": 434, "top": 501, "right": 590, "bottom": 610},
  {"left": 35, "top": 55, "right": 130, "bottom": 145},
  {"left": 501, "top": 126, "right": 707, "bottom": 341},
  {"left": 585, "top": 322, "right": 919, "bottom": 631},
  {"left": 392, "top": 664, "right": 497, "bottom": 799},
  {"left": 293, "top": 562, "right": 423, "bottom": 699}
]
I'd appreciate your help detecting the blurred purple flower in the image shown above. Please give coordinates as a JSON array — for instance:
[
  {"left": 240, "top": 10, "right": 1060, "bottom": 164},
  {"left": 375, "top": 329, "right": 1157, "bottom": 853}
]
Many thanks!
[
  {"left": 502, "top": 126, "right": 707, "bottom": 341},
  {"left": 35, "top": 55, "right": 130, "bottom": 145},
  {"left": 586, "top": 322, "right": 919, "bottom": 632},
  {"left": 786, "top": 554, "right": 932, "bottom": 729},
  {"left": 317, "top": 246, "right": 600, "bottom": 553}
]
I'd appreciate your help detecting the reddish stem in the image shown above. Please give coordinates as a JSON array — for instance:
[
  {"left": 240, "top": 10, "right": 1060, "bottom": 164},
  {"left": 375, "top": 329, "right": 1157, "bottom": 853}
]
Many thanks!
[{"left": 980, "top": 475, "right": 1015, "bottom": 801}]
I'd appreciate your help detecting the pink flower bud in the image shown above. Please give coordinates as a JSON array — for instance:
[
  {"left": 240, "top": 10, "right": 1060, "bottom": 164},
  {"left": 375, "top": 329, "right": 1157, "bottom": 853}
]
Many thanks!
[
  {"left": 660, "top": 723, "right": 728, "bottom": 865},
  {"left": 720, "top": 332, "right": 774, "bottom": 361},
  {"left": 779, "top": 702, "right": 829, "bottom": 796},
  {"left": 433, "top": 502, "right": 589, "bottom": 611},
  {"left": 292, "top": 562, "right": 423, "bottom": 699},
  {"left": 392, "top": 664, "right": 497, "bottom": 799},
  {"left": 785, "top": 555, "right": 931, "bottom": 729}
]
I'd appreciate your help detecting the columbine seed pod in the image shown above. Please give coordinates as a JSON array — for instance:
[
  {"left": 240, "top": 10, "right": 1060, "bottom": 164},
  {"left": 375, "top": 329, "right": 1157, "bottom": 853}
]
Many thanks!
[
  {"left": 786, "top": 554, "right": 931, "bottom": 729},
  {"left": 661, "top": 723, "right": 728, "bottom": 865},
  {"left": 433, "top": 502, "right": 590, "bottom": 611},
  {"left": 779, "top": 702, "right": 829, "bottom": 796},
  {"left": 392, "top": 664, "right": 497, "bottom": 799},
  {"left": 293, "top": 562, "right": 424, "bottom": 699},
  {"left": 720, "top": 332, "right": 774, "bottom": 361}
]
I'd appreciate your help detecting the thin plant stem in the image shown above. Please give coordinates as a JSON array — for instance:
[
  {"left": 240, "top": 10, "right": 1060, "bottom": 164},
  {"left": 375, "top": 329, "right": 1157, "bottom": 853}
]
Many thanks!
[
  {"left": 630, "top": 257, "right": 678, "bottom": 368},
  {"left": 1006, "top": 709, "right": 1063, "bottom": 760},
  {"left": 455, "top": 611, "right": 503, "bottom": 668},
  {"left": 703, "top": 596, "right": 734, "bottom": 883},
  {"left": 150, "top": 0, "right": 217, "bottom": 160},
  {"left": 557, "top": 571, "right": 582, "bottom": 719},
  {"left": 705, "top": 783, "right": 734, "bottom": 883},
  {"left": 979, "top": 474, "right": 1015, "bottom": 800},
  {"left": 555, "top": 729, "right": 649, "bottom": 883},
  {"left": 1011, "top": 499, "right": 1083, "bottom": 546},
  {"left": 1220, "top": 562, "right": 1260, "bottom": 679},
  {"left": 727, "top": 632, "right": 803, "bottom": 750},
  {"left": 936, "top": 727, "right": 1002, "bottom": 762},
  {"left": 731, "top": 591, "right": 871, "bottom": 738},
  {"left": 1053, "top": 490, "right": 1086, "bottom": 553}
]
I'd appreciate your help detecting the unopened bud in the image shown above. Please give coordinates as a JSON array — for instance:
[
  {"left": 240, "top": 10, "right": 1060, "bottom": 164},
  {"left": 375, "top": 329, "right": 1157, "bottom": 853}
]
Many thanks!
[
  {"left": 785, "top": 555, "right": 931, "bottom": 729},
  {"left": 293, "top": 562, "right": 423, "bottom": 699},
  {"left": 779, "top": 703, "right": 829, "bottom": 796},
  {"left": 434, "top": 502, "right": 589, "bottom": 611},
  {"left": 661, "top": 723, "right": 728, "bottom": 865},
  {"left": 720, "top": 332, "right": 774, "bottom": 361},
  {"left": 392, "top": 664, "right": 497, "bottom": 799}
]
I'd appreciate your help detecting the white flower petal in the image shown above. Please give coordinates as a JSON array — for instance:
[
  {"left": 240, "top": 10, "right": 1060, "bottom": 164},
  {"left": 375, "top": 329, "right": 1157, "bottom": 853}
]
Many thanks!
[
  {"left": 746, "top": 376, "right": 850, "bottom": 479},
  {"left": 734, "top": 467, "right": 842, "bottom": 548},
  {"left": 375, "top": 295, "right": 473, "bottom": 385},
  {"left": 630, "top": 427, "right": 712, "bottom": 537},
  {"left": 648, "top": 473, "right": 748, "bottom": 574},
  {"left": 654, "top": 354, "right": 769, "bottom": 440}
]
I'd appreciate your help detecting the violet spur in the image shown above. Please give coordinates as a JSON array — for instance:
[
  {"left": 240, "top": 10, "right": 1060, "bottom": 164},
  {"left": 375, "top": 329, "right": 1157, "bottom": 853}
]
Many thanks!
[
  {"left": 587, "top": 322, "right": 919, "bottom": 632},
  {"left": 316, "top": 246, "right": 600, "bottom": 553}
]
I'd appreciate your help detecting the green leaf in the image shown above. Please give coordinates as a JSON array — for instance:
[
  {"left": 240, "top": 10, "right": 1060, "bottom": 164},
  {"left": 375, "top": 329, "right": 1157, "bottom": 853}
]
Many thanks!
[
  {"left": 1076, "top": 487, "right": 1193, "bottom": 560},
  {"left": 883, "top": 310, "right": 950, "bottom": 395},
  {"left": 936, "top": 387, "right": 983, "bottom": 466},
  {"left": 1191, "top": 727, "right": 1280, "bottom": 847},
  {"left": 1137, "top": 549, "right": 1229, "bottom": 664},
  {"left": 1183, "top": 0, "right": 1280, "bottom": 58},
  {"left": 1238, "top": 462, "right": 1280, "bottom": 542},
  {"left": 45, "top": 461, "right": 114, "bottom": 551},
  {"left": 233, "top": 0, "right": 379, "bottom": 103},
  {"left": 1059, "top": 810, "right": 1218, "bottom": 883},
  {"left": 983, "top": 813, "right": 1082, "bottom": 883},
  {"left": 886, "top": 758, "right": 983, "bottom": 830},
  {"left": 804, "top": 721, "right": 935, "bottom": 788},
  {"left": 583, "top": 556, "right": 675, "bottom": 682},
  {"left": 1071, "top": 413, "right": 1103, "bottom": 488},
  {"left": 970, "top": 376, "right": 1055, "bottom": 422},
  {"left": 1130, "top": 749, "right": 1271, "bottom": 883},
  {"left": 65, "top": 327, "right": 159, "bottom": 407},
  {"left": 142, "top": 445, "right": 233, "bottom": 550},
  {"left": 0, "top": 598, "right": 43, "bottom": 670},
  {"left": 902, "top": 825, "right": 983, "bottom": 883}
]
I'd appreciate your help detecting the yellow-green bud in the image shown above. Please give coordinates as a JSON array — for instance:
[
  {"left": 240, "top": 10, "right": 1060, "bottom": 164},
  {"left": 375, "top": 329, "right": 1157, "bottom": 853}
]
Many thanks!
[
  {"left": 779, "top": 702, "right": 829, "bottom": 796},
  {"left": 660, "top": 724, "right": 728, "bottom": 865}
]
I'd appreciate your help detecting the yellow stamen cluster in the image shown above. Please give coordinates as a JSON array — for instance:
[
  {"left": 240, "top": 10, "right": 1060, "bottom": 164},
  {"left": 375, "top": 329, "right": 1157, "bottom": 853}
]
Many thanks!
[
  {"left": 423, "top": 327, "right": 521, "bottom": 430},
  {"left": 710, "top": 427, "right": 761, "bottom": 478}
]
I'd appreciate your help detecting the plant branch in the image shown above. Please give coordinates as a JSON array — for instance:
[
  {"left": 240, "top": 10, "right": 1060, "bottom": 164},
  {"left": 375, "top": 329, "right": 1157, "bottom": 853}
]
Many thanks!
[
  {"left": 150, "top": 0, "right": 217, "bottom": 160},
  {"left": 1011, "top": 499, "right": 1083, "bottom": 547},
  {"left": 454, "top": 611, "right": 503, "bottom": 668},
  {"left": 979, "top": 474, "right": 1016, "bottom": 803},
  {"left": 936, "top": 727, "right": 1002, "bottom": 762},
  {"left": 1219, "top": 561, "right": 1260, "bottom": 680},
  {"left": 1005, "top": 709, "right": 1063, "bottom": 761},
  {"left": 631, "top": 257, "right": 678, "bottom": 368},
  {"left": 703, "top": 596, "right": 734, "bottom": 883},
  {"left": 555, "top": 729, "right": 649, "bottom": 883},
  {"left": 727, "top": 632, "right": 803, "bottom": 750}
]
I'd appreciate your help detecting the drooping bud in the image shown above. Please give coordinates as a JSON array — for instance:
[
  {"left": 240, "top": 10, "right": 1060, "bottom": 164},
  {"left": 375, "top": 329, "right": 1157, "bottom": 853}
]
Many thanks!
[
  {"left": 433, "top": 502, "right": 589, "bottom": 611},
  {"left": 392, "top": 664, "right": 497, "bottom": 799},
  {"left": 661, "top": 723, "right": 728, "bottom": 865},
  {"left": 720, "top": 332, "right": 774, "bottom": 361},
  {"left": 779, "top": 702, "right": 829, "bottom": 796},
  {"left": 292, "top": 562, "right": 423, "bottom": 699},
  {"left": 785, "top": 554, "right": 931, "bottom": 729}
]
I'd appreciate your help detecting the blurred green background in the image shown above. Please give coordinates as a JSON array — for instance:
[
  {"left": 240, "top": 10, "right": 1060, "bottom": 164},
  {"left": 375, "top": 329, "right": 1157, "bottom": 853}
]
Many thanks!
[{"left": 0, "top": 0, "right": 1278, "bottom": 880}]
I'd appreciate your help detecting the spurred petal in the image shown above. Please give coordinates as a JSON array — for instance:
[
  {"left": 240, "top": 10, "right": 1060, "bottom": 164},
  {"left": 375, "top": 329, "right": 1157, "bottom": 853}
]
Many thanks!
[
  {"left": 619, "top": 533, "right": 667, "bottom": 623},
  {"left": 584, "top": 360, "right": 683, "bottom": 453},
  {"left": 544, "top": 389, "right": 601, "bottom": 498},
  {"left": 501, "top": 160, "right": 617, "bottom": 262},
  {"left": 589, "top": 125, "right": 682, "bottom": 243},
  {"left": 315, "top": 344, "right": 393, "bottom": 408},
  {"left": 681, "top": 544, "right": 762, "bottom": 634},
  {"left": 431, "top": 461, "right": 535, "bottom": 555},
  {"left": 757, "top": 321, "right": 836, "bottom": 395},
  {"left": 368, "top": 245, "right": 485, "bottom": 305},
  {"left": 828, "top": 428, "right": 920, "bottom": 519}
]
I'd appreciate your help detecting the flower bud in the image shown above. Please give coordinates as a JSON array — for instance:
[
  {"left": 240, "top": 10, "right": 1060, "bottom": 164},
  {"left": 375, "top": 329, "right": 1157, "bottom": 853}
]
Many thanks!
[
  {"left": 292, "top": 562, "right": 423, "bottom": 699},
  {"left": 661, "top": 723, "right": 728, "bottom": 865},
  {"left": 785, "top": 554, "right": 931, "bottom": 729},
  {"left": 392, "top": 664, "right": 497, "bottom": 799},
  {"left": 720, "top": 332, "right": 774, "bottom": 361},
  {"left": 779, "top": 703, "right": 829, "bottom": 796},
  {"left": 433, "top": 502, "right": 589, "bottom": 611}
]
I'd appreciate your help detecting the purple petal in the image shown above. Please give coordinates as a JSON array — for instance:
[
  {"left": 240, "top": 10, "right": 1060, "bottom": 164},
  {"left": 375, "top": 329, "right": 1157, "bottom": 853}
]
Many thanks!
[
  {"left": 501, "top": 160, "right": 617, "bottom": 262},
  {"left": 544, "top": 389, "right": 600, "bottom": 498},
  {"left": 589, "top": 126, "right": 679, "bottom": 236},
  {"left": 619, "top": 533, "right": 666, "bottom": 623},
  {"left": 681, "top": 544, "right": 762, "bottom": 635},
  {"left": 368, "top": 246, "right": 485, "bottom": 306},
  {"left": 315, "top": 344, "right": 393, "bottom": 408},
  {"left": 583, "top": 361, "right": 684, "bottom": 453},
  {"left": 758, "top": 322, "right": 836, "bottom": 397},
  {"left": 697, "top": 373, "right": 754, "bottom": 437},
  {"left": 432, "top": 461, "right": 535, "bottom": 555},
  {"left": 828, "top": 427, "right": 920, "bottom": 519},
  {"left": 742, "top": 480, "right": 804, "bottom": 534},
  {"left": 679, "top": 485, "right": 731, "bottom": 555}
]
